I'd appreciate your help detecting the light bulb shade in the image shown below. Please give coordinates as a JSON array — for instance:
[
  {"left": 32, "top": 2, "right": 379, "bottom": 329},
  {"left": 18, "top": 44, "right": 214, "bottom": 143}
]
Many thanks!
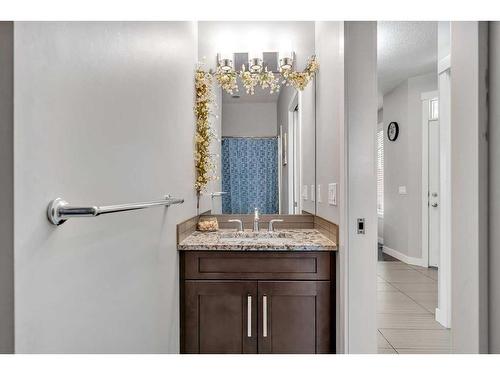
[
  {"left": 217, "top": 52, "right": 234, "bottom": 72},
  {"left": 248, "top": 57, "right": 263, "bottom": 73},
  {"left": 219, "top": 58, "right": 233, "bottom": 72},
  {"left": 279, "top": 51, "right": 294, "bottom": 71}
]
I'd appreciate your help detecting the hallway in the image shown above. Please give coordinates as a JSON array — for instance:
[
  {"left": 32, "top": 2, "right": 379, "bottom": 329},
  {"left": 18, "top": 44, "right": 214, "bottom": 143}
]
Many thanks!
[{"left": 377, "top": 261, "right": 451, "bottom": 353}]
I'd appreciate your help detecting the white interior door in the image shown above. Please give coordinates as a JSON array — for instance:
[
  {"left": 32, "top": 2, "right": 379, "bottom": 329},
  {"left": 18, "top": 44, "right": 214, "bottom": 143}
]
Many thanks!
[{"left": 428, "top": 116, "right": 440, "bottom": 268}]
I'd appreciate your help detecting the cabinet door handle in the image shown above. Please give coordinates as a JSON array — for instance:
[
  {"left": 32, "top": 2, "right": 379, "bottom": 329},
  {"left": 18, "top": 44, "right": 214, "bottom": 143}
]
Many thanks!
[
  {"left": 262, "top": 295, "right": 268, "bottom": 338},
  {"left": 247, "top": 294, "right": 252, "bottom": 338}
]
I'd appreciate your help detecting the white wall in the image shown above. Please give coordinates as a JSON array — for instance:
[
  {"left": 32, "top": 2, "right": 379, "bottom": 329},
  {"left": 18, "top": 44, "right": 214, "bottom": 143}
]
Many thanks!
[
  {"left": 315, "top": 21, "right": 343, "bottom": 223},
  {"left": 438, "top": 21, "right": 451, "bottom": 61},
  {"left": 490, "top": 21, "right": 500, "bottom": 354},
  {"left": 300, "top": 83, "right": 316, "bottom": 214},
  {"left": 277, "top": 84, "right": 296, "bottom": 213},
  {"left": 436, "top": 21, "right": 452, "bottom": 328},
  {"left": 222, "top": 102, "right": 277, "bottom": 137},
  {"left": 342, "top": 21, "right": 378, "bottom": 353},
  {"left": 450, "top": 21, "right": 488, "bottom": 354},
  {"left": 198, "top": 21, "right": 315, "bottom": 71},
  {"left": 0, "top": 21, "right": 14, "bottom": 354},
  {"left": 382, "top": 72, "right": 437, "bottom": 261},
  {"left": 13, "top": 21, "right": 198, "bottom": 353}
]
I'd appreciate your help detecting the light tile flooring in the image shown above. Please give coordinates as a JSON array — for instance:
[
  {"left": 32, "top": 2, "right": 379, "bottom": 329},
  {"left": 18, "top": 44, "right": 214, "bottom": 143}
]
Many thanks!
[{"left": 377, "top": 260, "right": 451, "bottom": 354}]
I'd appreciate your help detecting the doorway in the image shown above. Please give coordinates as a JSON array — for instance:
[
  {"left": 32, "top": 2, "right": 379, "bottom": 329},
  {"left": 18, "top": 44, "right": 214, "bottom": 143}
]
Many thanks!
[
  {"left": 376, "top": 21, "right": 451, "bottom": 354},
  {"left": 422, "top": 92, "right": 440, "bottom": 268}
]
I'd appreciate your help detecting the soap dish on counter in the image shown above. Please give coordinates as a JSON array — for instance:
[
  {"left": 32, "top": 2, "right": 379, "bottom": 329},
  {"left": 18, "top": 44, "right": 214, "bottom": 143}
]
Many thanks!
[{"left": 197, "top": 216, "right": 219, "bottom": 232}]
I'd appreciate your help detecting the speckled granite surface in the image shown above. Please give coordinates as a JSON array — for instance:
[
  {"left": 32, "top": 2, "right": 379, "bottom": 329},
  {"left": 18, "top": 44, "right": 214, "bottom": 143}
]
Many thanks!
[{"left": 178, "top": 229, "right": 337, "bottom": 251}]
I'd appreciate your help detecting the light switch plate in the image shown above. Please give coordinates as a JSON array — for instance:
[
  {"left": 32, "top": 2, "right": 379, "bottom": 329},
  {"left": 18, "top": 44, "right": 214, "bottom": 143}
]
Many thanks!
[
  {"left": 398, "top": 186, "right": 407, "bottom": 195},
  {"left": 310, "top": 185, "right": 315, "bottom": 202},
  {"left": 328, "top": 183, "right": 337, "bottom": 205},
  {"left": 317, "top": 184, "right": 322, "bottom": 203},
  {"left": 302, "top": 185, "right": 308, "bottom": 200}
]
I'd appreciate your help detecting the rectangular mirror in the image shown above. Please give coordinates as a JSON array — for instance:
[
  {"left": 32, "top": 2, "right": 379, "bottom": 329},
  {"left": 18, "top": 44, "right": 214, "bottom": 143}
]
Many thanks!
[
  {"left": 209, "top": 55, "right": 316, "bottom": 215},
  {"left": 197, "top": 22, "right": 318, "bottom": 217}
]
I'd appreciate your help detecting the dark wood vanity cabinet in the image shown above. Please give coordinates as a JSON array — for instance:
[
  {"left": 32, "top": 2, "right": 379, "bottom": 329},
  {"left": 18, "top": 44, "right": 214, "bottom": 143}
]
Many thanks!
[{"left": 180, "top": 251, "right": 335, "bottom": 354}]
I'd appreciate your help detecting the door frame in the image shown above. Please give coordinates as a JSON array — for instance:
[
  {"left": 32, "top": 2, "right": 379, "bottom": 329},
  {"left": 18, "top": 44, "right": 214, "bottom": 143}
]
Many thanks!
[
  {"left": 421, "top": 90, "right": 439, "bottom": 269},
  {"left": 421, "top": 87, "right": 452, "bottom": 329},
  {"left": 287, "top": 92, "right": 300, "bottom": 214},
  {"left": 437, "top": 56, "right": 452, "bottom": 329},
  {"left": 339, "top": 21, "right": 378, "bottom": 353},
  {"left": 450, "top": 21, "right": 488, "bottom": 352}
]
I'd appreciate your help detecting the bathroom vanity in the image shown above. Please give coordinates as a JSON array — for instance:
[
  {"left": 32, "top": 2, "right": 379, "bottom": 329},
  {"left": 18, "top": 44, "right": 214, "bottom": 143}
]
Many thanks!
[
  {"left": 182, "top": 33, "right": 336, "bottom": 353},
  {"left": 178, "top": 226, "right": 337, "bottom": 354}
]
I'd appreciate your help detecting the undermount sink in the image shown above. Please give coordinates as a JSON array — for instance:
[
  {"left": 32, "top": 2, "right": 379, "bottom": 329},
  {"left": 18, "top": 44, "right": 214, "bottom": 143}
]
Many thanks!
[{"left": 219, "top": 231, "right": 290, "bottom": 240}]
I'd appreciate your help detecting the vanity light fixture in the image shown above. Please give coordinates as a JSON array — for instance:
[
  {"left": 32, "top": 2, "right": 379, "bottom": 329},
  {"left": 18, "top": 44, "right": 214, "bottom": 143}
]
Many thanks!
[
  {"left": 279, "top": 51, "right": 294, "bottom": 71},
  {"left": 212, "top": 51, "right": 317, "bottom": 95},
  {"left": 217, "top": 53, "right": 234, "bottom": 72},
  {"left": 248, "top": 52, "right": 263, "bottom": 73}
]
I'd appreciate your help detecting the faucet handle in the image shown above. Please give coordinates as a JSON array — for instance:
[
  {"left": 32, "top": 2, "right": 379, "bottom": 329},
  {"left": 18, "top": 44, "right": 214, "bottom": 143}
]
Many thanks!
[
  {"left": 228, "top": 219, "right": 243, "bottom": 232},
  {"left": 268, "top": 219, "right": 284, "bottom": 232}
]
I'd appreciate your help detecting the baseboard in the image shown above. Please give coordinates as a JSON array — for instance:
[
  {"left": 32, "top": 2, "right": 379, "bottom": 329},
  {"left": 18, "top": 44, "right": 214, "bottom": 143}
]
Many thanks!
[
  {"left": 435, "top": 308, "right": 450, "bottom": 329},
  {"left": 382, "top": 246, "right": 427, "bottom": 267}
]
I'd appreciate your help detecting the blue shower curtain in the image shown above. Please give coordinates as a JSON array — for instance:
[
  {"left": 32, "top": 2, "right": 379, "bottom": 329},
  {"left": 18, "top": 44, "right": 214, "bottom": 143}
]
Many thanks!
[{"left": 221, "top": 137, "right": 278, "bottom": 214}]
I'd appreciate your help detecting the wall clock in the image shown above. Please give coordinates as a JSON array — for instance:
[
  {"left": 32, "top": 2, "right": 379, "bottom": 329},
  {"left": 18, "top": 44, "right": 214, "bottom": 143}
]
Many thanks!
[{"left": 387, "top": 121, "right": 399, "bottom": 141}]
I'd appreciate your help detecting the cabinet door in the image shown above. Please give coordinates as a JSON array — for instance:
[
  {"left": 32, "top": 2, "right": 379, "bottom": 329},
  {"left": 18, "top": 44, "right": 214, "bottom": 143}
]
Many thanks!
[
  {"left": 258, "top": 281, "right": 331, "bottom": 354},
  {"left": 183, "top": 281, "right": 257, "bottom": 354}
]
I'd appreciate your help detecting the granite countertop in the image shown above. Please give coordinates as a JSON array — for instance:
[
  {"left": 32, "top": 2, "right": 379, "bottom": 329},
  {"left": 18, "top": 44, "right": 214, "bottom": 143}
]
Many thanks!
[{"left": 178, "top": 229, "right": 337, "bottom": 251}]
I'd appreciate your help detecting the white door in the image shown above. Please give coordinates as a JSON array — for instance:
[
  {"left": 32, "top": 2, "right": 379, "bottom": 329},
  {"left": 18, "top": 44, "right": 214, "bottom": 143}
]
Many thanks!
[{"left": 428, "top": 99, "right": 440, "bottom": 268}]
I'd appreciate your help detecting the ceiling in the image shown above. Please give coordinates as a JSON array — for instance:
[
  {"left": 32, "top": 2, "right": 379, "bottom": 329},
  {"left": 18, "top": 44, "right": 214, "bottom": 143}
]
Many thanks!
[{"left": 378, "top": 21, "right": 438, "bottom": 101}]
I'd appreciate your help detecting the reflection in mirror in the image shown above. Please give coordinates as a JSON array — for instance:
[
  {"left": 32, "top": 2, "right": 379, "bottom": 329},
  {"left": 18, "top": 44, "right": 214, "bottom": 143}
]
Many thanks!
[{"left": 208, "top": 52, "right": 317, "bottom": 215}]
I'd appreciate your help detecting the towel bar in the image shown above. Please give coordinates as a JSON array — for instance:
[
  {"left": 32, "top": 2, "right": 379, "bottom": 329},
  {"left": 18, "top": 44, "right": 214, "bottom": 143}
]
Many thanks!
[{"left": 47, "top": 195, "right": 184, "bottom": 225}]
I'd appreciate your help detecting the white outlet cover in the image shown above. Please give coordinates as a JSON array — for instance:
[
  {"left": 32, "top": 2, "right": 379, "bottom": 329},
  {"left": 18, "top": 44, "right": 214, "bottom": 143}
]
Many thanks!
[
  {"left": 398, "top": 186, "right": 407, "bottom": 195},
  {"left": 310, "top": 185, "right": 315, "bottom": 202},
  {"left": 328, "top": 183, "right": 337, "bottom": 206},
  {"left": 317, "top": 184, "right": 322, "bottom": 203},
  {"left": 302, "top": 185, "right": 308, "bottom": 200}
]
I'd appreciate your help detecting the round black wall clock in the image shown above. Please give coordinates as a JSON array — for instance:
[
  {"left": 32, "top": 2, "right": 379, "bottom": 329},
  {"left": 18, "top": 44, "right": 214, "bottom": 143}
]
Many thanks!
[{"left": 387, "top": 121, "right": 399, "bottom": 141}]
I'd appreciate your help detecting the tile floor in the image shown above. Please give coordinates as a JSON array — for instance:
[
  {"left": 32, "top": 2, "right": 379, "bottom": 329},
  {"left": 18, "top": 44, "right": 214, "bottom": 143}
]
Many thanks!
[{"left": 377, "top": 260, "right": 451, "bottom": 354}]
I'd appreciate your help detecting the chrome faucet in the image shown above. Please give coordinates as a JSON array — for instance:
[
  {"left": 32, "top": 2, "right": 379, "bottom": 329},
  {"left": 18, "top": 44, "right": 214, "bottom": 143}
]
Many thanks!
[
  {"left": 268, "top": 219, "right": 284, "bottom": 232},
  {"left": 228, "top": 219, "right": 243, "bottom": 232},
  {"left": 253, "top": 207, "right": 260, "bottom": 232}
]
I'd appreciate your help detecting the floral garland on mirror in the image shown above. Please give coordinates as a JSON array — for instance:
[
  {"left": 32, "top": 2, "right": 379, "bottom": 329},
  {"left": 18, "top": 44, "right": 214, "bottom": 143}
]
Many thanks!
[
  {"left": 280, "top": 55, "right": 319, "bottom": 91},
  {"left": 239, "top": 65, "right": 260, "bottom": 95},
  {"left": 192, "top": 56, "right": 319, "bottom": 204},
  {"left": 214, "top": 65, "right": 238, "bottom": 95},
  {"left": 213, "top": 55, "right": 318, "bottom": 95},
  {"left": 194, "top": 68, "right": 217, "bottom": 206},
  {"left": 258, "top": 67, "right": 280, "bottom": 94}
]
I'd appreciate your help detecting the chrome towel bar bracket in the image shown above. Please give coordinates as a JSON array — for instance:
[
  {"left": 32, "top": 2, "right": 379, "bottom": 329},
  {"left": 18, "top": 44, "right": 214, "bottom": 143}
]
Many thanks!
[{"left": 47, "top": 195, "right": 184, "bottom": 226}]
